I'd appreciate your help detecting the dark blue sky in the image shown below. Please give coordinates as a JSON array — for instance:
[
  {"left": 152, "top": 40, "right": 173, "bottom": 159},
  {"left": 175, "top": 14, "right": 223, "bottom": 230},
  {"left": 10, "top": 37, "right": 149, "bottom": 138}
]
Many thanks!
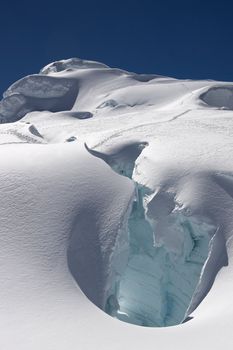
[{"left": 0, "top": 0, "right": 233, "bottom": 96}]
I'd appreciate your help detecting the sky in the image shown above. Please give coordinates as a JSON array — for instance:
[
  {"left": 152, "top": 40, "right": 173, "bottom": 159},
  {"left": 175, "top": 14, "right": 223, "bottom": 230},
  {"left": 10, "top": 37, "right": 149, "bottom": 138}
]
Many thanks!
[{"left": 0, "top": 0, "right": 233, "bottom": 96}]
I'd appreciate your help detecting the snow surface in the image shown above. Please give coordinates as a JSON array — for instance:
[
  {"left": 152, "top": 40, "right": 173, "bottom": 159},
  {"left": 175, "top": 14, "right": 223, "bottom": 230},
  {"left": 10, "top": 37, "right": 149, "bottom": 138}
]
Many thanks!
[{"left": 0, "top": 57, "right": 233, "bottom": 348}]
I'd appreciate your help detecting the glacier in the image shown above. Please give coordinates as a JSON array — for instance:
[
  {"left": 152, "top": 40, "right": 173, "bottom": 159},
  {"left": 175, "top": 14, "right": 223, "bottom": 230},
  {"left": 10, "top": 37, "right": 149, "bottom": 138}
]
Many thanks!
[{"left": 0, "top": 57, "right": 232, "bottom": 349}]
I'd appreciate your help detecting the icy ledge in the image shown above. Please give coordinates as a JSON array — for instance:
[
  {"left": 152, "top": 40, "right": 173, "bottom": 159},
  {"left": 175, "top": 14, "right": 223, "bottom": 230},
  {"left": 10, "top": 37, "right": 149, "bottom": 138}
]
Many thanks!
[{"left": 86, "top": 142, "right": 217, "bottom": 327}]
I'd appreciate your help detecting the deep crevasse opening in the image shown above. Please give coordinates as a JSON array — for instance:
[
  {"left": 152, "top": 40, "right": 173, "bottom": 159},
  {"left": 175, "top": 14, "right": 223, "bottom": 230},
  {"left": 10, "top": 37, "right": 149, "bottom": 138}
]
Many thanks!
[
  {"left": 84, "top": 142, "right": 217, "bottom": 327},
  {"left": 104, "top": 161, "right": 215, "bottom": 327}
]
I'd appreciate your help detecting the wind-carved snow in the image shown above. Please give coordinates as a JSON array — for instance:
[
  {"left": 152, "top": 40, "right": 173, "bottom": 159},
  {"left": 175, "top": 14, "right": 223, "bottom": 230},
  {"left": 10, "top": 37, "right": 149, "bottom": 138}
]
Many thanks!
[
  {"left": 40, "top": 57, "right": 109, "bottom": 74},
  {"left": 1, "top": 57, "right": 233, "bottom": 348},
  {"left": 86, "top": 142, "right": 216, "bottom": 327}
]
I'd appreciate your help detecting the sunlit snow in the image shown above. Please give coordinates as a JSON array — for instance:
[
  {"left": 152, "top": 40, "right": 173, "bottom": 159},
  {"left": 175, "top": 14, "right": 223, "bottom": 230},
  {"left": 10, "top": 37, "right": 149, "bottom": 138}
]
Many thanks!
[{"left": 0, "top": 58, "right": 232, "bottom": 350}]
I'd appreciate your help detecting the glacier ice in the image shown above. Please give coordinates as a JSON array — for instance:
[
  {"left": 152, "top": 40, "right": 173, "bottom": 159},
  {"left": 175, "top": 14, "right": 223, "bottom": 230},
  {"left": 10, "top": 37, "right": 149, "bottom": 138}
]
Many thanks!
[
  {"left": 106, "top": 187, "right": 215, "bottom": 326},
  {"left": 0, "top": 75, "right": 78, "bottom": 122},
  {"left": 87, "top": 142, "right": 216, "bottom": 327},
  {"left": 200, "top": 85, "right": 233, "bottom": 110}
]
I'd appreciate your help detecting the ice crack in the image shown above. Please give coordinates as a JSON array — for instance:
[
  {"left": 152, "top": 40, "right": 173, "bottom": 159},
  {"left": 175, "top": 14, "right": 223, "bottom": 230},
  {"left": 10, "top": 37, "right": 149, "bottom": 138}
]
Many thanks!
[{"left": 85, "top": 141, "right": 216, "bottom": 327}]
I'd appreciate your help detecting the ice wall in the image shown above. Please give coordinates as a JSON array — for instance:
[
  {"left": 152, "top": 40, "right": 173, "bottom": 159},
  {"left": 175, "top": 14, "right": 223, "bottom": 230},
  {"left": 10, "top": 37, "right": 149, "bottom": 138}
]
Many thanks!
[{"left": 87, "top": 142, "right": 216, "bottom": 327}]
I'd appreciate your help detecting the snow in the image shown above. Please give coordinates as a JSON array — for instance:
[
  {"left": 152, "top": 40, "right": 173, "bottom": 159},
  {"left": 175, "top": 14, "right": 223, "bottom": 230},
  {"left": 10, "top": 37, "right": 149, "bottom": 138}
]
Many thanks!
[
  {"left": 40, "top": 57, "right": 109, "bottom": 74},
  {"left": 0, "top": 57, "right": 233, "bottom": 349}
]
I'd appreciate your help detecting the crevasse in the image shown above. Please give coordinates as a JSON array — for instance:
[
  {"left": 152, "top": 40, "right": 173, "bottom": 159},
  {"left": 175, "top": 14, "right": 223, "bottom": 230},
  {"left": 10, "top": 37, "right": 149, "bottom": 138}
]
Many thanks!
[{"left": 103, "top": 147, "right": 216, "bottom": 327}]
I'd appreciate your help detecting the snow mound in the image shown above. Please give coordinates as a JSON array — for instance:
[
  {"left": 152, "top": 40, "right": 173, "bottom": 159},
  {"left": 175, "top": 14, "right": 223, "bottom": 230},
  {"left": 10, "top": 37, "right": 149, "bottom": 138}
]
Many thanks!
[
  {"left": 40, "top": 57, "right": 109, "bottom": 74},
  {"left": 0, "top": 58, "right": 215, "bottom": 124},
  {"left": 102, "top": 83, "right": 189, "bottom": 109},
  {"left": 200, "top": 85, "right": 233, "bottom": 110}
]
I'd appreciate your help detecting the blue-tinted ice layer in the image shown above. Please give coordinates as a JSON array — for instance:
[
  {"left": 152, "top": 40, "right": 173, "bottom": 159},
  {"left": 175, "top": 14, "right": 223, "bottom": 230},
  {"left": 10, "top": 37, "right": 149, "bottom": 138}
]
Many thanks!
[
  {"left": 85, "top": 142, "right": 215, "bottom": 327},
  {"left": 105, "top": 172, "right": 214, "bottom": 327}
]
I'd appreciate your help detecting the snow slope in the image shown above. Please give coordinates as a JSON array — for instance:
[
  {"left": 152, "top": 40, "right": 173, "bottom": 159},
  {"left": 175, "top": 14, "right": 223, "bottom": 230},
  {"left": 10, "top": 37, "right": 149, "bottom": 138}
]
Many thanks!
[{"left": 0, "top": 58, "right": 233, "bottom": 348}]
